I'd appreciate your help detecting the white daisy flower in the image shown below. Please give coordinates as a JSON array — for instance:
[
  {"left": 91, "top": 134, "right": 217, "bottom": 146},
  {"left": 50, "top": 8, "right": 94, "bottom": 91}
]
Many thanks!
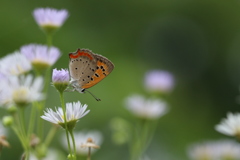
[
  {"left": 0, "top": 72, "right": 6, "bottom": 80},
  {"left": 33, "top": 8, "right": 68, "bottom": 28},
  {"left": 0, "top": 75, "right": 44, "bottom": 107},
  {"left": 41, "top": 101, "right": 90, "bottom": 129},
  {"left": 125, "top": 95, "right": 168, "bottom": 119},
  {"left": 61, "top": 130, "right": 103, "bottom": 155},
  {"left": 144, "top": 70, "right": 174, "bottom": 93},
  {"left": 20, "top": 44, "right": 61, "bottom": 70},
  {"left": 0, "top": 52, "right": 31, "bottom": 76},
  {"left": 188, "top": 140, "right": 240, "bottom": 160},
  {"left": 215, "top": 112, "right": 240, "bottom": 137}
]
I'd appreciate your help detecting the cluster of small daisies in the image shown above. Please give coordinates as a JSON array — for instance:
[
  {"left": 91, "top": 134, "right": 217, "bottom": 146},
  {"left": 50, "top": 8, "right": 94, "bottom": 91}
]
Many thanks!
[
  {"left": 0, "top": 44, "right": 59, "bottom": 108},
  {"left": 187, "top": 103, "right": 240, "bottom": 159},
  {"left": 0, "top": 7, "right": 101, "bottom": 160},
  {"left": 109, "top": 70, "right": 174, "bottom": 159},
  {"left": 124, "top": 70, "right": 174, "bottom": 120},
  {"left": 188, "top": 140, "right": 240, "bottom": 160}
]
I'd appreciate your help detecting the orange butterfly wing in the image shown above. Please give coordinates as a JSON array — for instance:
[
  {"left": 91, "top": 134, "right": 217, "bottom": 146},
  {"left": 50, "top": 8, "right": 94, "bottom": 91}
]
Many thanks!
[{"left": 81, "top": 54, "right": 114, "bottom": 89}]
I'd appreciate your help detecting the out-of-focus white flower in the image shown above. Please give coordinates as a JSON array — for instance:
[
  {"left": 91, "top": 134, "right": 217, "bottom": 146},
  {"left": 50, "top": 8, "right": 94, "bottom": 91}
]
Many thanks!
[
  {"left": 144, "top": 70, "right": 174, "bottom": 93},
  {"left": 188, "top": 140, "right": 240, "bottom": 160},
  {"left": 141, "top": 155, "right": 151, "bottom": 160},
  {"left": 61, "top": 130, "right": 103, "bottom": 155},
  {"left": 30, "top": 149, "right": 63, "bottom": 160},
  {"left": 41, "top": 101, "right": 89, "bottom": 129},
  {"left": 20, "top": 44, "right": 61, "bottom": 70},
  {"left": 0, "top": 52, "right": 31, "bottom": 76},
  {"left": 0, "top": 72, "right": 6, "bottom": 80},
  {"left": 33, "top": 8, "right": 68, "bottom": 29},
  {"left": 215, "top": 112, "right": 240, "bottom": 137},
  {"left": 0, "top": 122, "right": 7, "bottom": 136},
  {"left": 0, "top": 75, "right": 44, "bottom": 107},
  {"left": 125, "top": 95, "right": 168, "bottom": 119}
]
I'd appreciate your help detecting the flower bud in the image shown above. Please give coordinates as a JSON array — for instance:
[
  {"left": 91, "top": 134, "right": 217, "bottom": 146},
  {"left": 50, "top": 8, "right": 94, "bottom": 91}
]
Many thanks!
[{"left": 2, "top": 116, "right": 13, "bottom": 127}]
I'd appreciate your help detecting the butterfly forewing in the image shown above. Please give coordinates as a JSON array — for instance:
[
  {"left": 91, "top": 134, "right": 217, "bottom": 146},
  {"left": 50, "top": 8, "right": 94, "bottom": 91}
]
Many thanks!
[{"left": 69, "top": 49, "right": 97, "bottom": 86}]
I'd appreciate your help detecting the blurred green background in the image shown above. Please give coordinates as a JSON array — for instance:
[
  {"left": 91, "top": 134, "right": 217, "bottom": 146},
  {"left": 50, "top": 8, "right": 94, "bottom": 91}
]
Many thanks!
[{"left": 1, "top": 0, "right": 240, "bottom": 159}]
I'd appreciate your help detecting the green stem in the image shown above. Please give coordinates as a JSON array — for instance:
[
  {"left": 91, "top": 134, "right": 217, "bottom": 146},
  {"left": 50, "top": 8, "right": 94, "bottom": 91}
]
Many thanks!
[
  {"left": 139, "top": 120, "right": 150, "bottom": 156},
  {"left": 37, "top": 104, "right": 44, "bottom": 140},
  {"left": 59, "top": 92, "right": 72, "bottom": 155},
  {"left": 142, "top": 120, "right": 158, "bottom": 153},
  {"left": 19, "top": 108, "right": 28, "bottom": 143},
  {"left": 43, "top": 68, "right": 51, "bottom": 94},
  {"left": 130, "top": 119, "right": 142, "bottom": 160},
  {"left": 11, "top": 125, "right": 27, "bottom": 150},
  {"left": 46, "top": 34, "right": 53, "bottom": 47},
  {"left": 44, "top": 125, "right": 58, "bottom": 147},
  {"left": 13, "top": 114, "right": 25, "bottom": 143},
  {"left": 27, "top": 103, "right": 37, "bottom": 138},
  {"left": 87, "top": 147, "right": 91, "bottom": 160},
  {"left": 130, "top": 119, "right": 154, "bottom": 160},
  {"left": 69, "top": 130, "right": 77, "bottom": 160},
  {"left": 37, "top": 67, "right": 51, "bottom": 140},
  {"left": 18, "top": 108, "right": 30, "bottom": 160}
]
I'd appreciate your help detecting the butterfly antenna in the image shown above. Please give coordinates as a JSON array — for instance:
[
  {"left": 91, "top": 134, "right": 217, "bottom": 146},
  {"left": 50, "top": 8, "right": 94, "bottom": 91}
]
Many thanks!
[{"left": 84, "top": 89, "right": 101, "bottom": 101}]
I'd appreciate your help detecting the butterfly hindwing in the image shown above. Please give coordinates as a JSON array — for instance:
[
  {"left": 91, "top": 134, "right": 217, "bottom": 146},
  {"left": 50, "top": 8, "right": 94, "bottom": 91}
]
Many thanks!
[
  {"left": 69, "top": 49, "right": 97, "bottom": 86},
  {"left": 81, "top": 54, "right": 114, "bottom": 89}
]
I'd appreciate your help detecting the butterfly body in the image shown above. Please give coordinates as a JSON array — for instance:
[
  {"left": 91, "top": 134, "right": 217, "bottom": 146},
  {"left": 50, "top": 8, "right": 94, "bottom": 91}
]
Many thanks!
[{"left": 69, "top": 48, "right": 114, "bottom": 94}]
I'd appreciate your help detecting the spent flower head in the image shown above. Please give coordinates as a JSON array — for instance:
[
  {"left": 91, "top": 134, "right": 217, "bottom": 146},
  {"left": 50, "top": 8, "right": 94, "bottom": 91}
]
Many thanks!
[
  {"left": 81, "top": 138, "right": 100, "bottom": 149},
  {"left": 62, "top": 130, "right": 103, "bottom": 155},
  {"left": 0, "top": 121, "right": 9, "bottom": 151},
  {"left": 125, "top": 94, "right": 168, "bottom": 120},
  {"left": 41, "top": 101, "right": 89, "bottom": 130},
  {"left": 188, "top": 139, "right": 240, "bottom": 160},
  {"left": 144, "top": 70, "right": 174, "bottom": 93},
  {"left": 215, "top": 112, "right": 240, "bottom": 139},
  {"left": 33, "top": 8, "right": 69, "bottom": 34},
  {"left": 52, "top": 68, "right": 70, "bottom": 93},
  {"left": 0, "top": 75, "right": 44, "bottom": 107},
  {"left": 21, "top": 44, "right": 61, "bottom": 74},
  {"left": 0, "top": 136, "right": 10, "bottom": 152},
  {"left": 0, "top": 52, "right": 31, "bottom": 76}
]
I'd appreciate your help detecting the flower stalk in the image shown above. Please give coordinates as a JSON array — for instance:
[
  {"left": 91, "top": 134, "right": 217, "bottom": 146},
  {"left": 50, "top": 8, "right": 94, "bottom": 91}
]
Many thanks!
[{"left": 59, "top": 92, "right": 73, "bottom": 158}]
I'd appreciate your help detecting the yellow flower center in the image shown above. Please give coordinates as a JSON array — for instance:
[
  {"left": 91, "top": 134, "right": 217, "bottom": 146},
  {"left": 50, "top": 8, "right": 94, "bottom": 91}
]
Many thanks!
[{"left": 13, "top": 87, "right": 30, "bottom": 107}]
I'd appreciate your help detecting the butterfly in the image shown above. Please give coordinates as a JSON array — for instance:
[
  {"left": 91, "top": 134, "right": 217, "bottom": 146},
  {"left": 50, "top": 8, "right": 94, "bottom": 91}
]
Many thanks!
[{"left": 68, "top": 48, "right": 114, "bottom": 101}]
